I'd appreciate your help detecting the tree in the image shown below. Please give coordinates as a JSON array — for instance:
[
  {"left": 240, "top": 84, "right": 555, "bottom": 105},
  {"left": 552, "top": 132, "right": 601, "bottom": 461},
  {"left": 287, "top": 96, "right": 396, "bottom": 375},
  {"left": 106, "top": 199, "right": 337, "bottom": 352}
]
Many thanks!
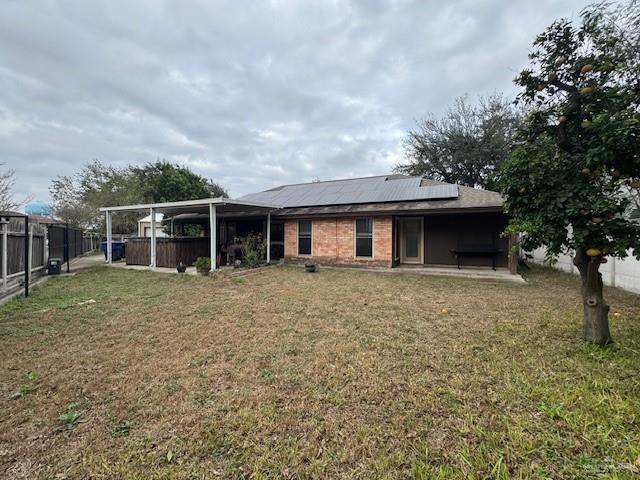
[
  {"left": 50, "top": 159, "right": 229, "bottom": 233},
  {"left": 50, "top": 160, "right": 142, "bottom": 232},
  {"left": 396, "top": 93, "right": 521, "bottom": 189},
  {"left": 131, "top": 160, "right": 228, "bottom": 203},
  {"left": 0, "top": 163, "right": 32, "bottom": 212},
  {"left": 496, "top": 1, "right": 640, "bottom": 344}
]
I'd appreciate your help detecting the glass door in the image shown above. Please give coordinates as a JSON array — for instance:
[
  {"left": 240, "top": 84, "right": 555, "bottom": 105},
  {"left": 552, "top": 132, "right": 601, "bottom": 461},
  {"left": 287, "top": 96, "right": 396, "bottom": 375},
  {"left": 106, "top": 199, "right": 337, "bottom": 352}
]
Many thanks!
[{"left": 400, "top": 218, "right": 423, "bottom": 264}]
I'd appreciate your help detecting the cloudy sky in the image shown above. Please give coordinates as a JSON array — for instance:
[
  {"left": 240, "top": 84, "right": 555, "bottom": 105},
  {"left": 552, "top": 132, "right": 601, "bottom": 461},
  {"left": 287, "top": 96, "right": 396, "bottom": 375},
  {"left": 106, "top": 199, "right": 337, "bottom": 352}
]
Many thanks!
[{"left": 1, "top": 0, "right": 591, "bottom": 203}]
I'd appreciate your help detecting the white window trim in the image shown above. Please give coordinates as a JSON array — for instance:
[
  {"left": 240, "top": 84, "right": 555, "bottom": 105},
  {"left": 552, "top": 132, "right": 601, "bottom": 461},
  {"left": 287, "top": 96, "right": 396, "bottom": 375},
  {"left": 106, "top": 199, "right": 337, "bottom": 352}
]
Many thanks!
[
  {"left": 354, "top": 217, "right": 374, "bottom": 260},
  {"left": 297, "top": 219, "right": 313, "bottom": 257}
]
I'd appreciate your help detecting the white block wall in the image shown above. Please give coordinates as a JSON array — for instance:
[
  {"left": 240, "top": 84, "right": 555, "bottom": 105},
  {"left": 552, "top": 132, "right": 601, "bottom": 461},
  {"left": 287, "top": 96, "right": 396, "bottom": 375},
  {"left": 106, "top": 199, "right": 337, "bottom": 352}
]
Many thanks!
[{"left": 530, "top": 247, "right": 640, "bottom": 294}]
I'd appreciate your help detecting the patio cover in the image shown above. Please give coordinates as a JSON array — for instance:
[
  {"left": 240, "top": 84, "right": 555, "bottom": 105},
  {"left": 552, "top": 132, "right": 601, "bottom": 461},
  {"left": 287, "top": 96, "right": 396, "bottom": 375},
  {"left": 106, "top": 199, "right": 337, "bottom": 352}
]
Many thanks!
[{"left": 99, "top": 198, "right": 281, "bottom": 272}]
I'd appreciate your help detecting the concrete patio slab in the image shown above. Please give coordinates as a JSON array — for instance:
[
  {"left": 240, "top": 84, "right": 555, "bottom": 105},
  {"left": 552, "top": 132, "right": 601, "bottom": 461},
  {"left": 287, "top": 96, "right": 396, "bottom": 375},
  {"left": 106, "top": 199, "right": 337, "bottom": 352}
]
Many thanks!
[{"left": 316, "top": 264, "right": 525, "bottom": 283}]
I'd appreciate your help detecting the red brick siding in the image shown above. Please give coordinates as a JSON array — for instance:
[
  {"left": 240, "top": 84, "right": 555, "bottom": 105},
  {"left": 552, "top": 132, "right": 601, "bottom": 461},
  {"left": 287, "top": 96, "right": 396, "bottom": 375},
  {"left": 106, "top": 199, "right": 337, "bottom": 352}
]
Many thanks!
[{"left": 283, "top": 216, "right": 393, "bottom": 267}]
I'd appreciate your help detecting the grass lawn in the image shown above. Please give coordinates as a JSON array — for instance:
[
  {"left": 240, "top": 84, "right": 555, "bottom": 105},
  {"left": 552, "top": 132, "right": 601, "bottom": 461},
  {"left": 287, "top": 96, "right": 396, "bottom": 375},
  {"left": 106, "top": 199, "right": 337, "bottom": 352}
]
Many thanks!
[{"left": 1, "top": 266, "right": 639, "bottom": 479}]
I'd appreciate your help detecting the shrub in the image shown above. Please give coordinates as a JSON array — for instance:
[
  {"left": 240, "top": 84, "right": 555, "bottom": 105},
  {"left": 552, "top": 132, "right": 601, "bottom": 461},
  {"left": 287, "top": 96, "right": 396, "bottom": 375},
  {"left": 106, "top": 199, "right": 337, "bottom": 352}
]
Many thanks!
[
  {"left": 241, "top": 233, "right": 266, "bottom": 268},
  {"left": 193, "top": 257, "right": 211, "bottom": 269}
]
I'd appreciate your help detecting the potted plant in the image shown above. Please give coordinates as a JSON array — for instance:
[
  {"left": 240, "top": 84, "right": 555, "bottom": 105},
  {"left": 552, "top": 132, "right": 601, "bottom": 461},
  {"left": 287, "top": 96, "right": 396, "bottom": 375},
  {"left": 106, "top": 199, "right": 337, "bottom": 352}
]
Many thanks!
[
  {"left": 194, "top": 257, "right": 211, "bottom": 276},
  {"left": 176, "top": 261, "right": 187, "bottom": 273}
]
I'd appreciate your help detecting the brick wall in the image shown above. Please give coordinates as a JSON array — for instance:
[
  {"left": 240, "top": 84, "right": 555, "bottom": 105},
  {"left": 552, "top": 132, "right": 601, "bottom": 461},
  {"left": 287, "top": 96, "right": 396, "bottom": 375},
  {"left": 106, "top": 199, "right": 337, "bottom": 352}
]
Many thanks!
[{"left": 283, "top": 216, "right": 393, "bottom": 267}]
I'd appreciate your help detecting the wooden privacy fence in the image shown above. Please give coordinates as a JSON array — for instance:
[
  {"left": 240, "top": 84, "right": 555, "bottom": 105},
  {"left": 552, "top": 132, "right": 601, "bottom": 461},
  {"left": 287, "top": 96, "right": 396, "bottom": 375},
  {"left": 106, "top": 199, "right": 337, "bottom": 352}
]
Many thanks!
[
  {"left": 126, "top": 237, "right": 209, "bottom": 268},
  {"left": 1, "top": 217, "right": 47, "bottom": 291}
]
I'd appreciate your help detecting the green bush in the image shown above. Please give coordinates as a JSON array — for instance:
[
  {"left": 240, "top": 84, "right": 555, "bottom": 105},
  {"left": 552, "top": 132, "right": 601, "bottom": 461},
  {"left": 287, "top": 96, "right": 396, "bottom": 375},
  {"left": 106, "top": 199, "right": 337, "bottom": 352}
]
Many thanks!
[
  {"left": 193, "top": 257, "right": 211, "bottom": 269},
  {"left": 241, "top": 233, "right": 266, "bottom": 268}
]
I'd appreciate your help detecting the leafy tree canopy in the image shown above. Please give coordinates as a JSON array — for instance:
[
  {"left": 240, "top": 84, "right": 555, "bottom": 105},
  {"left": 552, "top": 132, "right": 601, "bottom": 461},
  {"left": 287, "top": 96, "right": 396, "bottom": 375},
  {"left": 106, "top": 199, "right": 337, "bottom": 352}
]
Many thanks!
[
  {"left": 50, "top": 159, "right": 228, "bottom": 232},
  {"left": 496, "top": 0, "right": 640, "bottom": 344},
  {"left": 396, "top": 93, "right": 521, "bottom": 189},
  {"left": 131, "top": 160, "right": 228, "bottom": 203}
]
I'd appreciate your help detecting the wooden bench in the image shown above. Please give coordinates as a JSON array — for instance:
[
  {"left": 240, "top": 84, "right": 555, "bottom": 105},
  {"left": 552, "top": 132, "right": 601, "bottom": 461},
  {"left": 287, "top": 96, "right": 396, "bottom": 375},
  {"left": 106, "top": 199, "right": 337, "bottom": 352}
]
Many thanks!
[{"left": 450, "top": 246, "right": 503, "bottom": 270}]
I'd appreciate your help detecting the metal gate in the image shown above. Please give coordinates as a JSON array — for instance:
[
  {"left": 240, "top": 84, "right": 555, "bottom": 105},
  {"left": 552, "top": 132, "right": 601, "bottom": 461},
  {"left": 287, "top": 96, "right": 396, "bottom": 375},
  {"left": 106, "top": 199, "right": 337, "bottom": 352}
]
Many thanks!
[{"left": 48, "top": 225, "right": 85, "bottom": 262}]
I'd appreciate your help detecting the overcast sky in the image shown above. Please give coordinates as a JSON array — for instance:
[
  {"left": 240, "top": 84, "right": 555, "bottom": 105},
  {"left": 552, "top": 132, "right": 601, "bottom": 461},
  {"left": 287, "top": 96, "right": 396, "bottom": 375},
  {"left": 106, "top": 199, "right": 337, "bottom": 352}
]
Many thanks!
[{"left": 1, "top": 0, "right": 591, "bottom": 203}]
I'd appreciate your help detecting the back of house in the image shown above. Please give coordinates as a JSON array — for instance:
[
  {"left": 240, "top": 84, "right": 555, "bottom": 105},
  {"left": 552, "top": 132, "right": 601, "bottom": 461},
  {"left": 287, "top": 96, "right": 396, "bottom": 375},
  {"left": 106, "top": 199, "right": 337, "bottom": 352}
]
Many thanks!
[{"left": 241, "top": 174, "right": 516, "bottom": 272}]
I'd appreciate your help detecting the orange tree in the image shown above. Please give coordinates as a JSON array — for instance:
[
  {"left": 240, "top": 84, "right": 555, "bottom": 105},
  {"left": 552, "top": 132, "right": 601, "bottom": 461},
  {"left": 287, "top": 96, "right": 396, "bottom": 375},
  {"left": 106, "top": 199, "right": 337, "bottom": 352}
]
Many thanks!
[{"left": 496, "top": 2, "right": 640, "bottom": 344}]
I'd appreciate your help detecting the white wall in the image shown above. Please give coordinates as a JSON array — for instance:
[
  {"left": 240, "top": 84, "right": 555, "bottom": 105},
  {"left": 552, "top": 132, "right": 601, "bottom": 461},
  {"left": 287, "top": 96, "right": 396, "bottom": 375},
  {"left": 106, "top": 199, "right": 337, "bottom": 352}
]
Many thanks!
[{"left": 530, "top": 247, "right": 640, "bottom": 294}]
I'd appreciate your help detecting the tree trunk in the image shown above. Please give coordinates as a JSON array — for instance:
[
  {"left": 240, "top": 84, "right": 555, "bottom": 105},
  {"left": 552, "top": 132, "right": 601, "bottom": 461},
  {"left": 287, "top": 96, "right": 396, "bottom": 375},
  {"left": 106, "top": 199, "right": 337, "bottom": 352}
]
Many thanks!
[{"left": 573, "top": 249, "right": 612, "bottom": 345}]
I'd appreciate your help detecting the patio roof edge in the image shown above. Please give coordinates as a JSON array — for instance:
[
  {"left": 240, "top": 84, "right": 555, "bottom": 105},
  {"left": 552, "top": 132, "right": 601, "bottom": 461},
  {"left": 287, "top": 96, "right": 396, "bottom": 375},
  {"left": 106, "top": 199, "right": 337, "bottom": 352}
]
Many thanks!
[{"left": 99, "top": 197, "right": 282, "bottom": 212}]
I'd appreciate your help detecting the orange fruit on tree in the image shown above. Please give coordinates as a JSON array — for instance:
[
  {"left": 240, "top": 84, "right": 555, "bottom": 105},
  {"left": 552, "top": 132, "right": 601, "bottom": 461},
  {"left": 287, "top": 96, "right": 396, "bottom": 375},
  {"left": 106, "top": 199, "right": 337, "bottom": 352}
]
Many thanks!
[
  {"left": 580, "top": 64, "right": 594, "bottom": 73},
  {"left": 559, "top": 115, "right": 567, "bottom": 123},
  {"left": 555, "top": 55, "right": 566, "bottom": 66},
  {"left": 580, "top": 86, "right": 594, "bottom": 96},
  {"left": 586, "top": 248, "right": 602, "bottom": 257},
  {"left": 630, "top": 180, "right": 640, "bottom": 189},
  {"left": 591, "top": 217, "right": 603, "bottom": 224}
]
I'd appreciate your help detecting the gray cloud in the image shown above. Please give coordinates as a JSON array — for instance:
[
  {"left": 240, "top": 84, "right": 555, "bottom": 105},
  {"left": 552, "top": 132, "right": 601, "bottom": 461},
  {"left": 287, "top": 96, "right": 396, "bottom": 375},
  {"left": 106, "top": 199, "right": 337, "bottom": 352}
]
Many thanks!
[{"left": 0, "top": 0, "right": 590, "bottom": 203}]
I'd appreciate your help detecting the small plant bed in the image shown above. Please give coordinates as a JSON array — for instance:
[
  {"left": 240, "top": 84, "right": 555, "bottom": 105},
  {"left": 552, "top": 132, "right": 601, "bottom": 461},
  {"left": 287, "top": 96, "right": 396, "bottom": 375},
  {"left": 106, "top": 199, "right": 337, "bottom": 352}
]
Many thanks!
[
  {"left": 0, "top": 265, "right": 639, "bottom": 479},
  {"left": 193, "top": 256, "right": 211, "bottom": 276}
]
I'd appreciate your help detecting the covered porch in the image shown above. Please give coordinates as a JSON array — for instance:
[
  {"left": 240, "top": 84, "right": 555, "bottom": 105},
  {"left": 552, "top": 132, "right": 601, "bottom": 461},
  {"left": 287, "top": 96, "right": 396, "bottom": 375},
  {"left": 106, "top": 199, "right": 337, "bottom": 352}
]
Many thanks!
[
  {"left": 392, "top": 211, "right": 518, "bottom": 274},
  {"left": 100, "top": 198, "right": 281, "bottom": 272}
]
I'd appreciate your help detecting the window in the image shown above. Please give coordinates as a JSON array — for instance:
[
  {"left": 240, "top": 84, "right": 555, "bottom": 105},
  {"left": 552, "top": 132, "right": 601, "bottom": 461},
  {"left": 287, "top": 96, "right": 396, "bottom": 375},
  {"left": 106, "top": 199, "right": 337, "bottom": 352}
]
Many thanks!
[
  {"left": 355, "top": 218, "right": 373, "bottom": 258},
  {"left": 298, "top": 220, "right": 312, "bottom": 255}
]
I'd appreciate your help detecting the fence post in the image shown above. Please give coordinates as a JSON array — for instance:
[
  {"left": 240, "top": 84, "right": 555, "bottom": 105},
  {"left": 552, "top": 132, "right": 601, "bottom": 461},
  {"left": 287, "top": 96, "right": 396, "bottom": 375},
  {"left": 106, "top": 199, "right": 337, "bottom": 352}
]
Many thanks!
[
  {"left": 24, "top": 216, "right": 29, "bottom": 297},
  {"left": 65, "top": 223, "right": 70, "bottom": 273},
  {"left": 27, "top": 224, "right": 33, "bottom": 287},
  {"left": 43, "top": 226, "right": 48, "bottom": 267},
  {"left": 1, "top": 219, "right": 7, "bottom": 291}
]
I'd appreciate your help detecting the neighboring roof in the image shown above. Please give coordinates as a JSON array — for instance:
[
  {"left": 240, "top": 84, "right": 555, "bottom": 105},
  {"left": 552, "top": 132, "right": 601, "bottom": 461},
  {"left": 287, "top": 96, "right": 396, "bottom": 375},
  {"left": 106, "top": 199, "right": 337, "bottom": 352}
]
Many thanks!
[
  {"left": 29, "top": 214, "right": 62, "bottom": 225},
  {"left": 241, "top": 175, "right": 504, "bottom": 217},
  {"left": 138, "top": 213, "right": 165, "bottom": 223},
  {"left": 240, "top": 174, "right": 459, "bottom": 208},
  {"left": 0, "top": 211, "right": 26, "bottom": 218}
]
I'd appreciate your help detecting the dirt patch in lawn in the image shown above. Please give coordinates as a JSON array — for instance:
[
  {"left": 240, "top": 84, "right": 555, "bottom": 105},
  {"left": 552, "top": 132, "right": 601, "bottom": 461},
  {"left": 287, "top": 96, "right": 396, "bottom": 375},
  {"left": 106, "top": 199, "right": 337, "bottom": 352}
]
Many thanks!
[{"left": 1, "top": 265, "right": 639, "bottom": 479}]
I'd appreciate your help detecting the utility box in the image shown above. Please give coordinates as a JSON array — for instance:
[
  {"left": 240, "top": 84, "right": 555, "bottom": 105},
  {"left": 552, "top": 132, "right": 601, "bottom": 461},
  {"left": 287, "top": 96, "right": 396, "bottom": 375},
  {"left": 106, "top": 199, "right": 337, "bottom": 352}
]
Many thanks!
[{"left": 46, "top": 258, "right": 62, "bottom": 275}]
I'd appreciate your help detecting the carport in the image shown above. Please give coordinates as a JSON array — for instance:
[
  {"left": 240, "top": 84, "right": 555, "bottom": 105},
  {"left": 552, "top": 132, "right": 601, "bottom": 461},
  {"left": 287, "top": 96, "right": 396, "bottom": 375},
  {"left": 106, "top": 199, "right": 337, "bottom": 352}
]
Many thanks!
[{"left": 99, "top": 198, "right": 281, "bottom": 272}]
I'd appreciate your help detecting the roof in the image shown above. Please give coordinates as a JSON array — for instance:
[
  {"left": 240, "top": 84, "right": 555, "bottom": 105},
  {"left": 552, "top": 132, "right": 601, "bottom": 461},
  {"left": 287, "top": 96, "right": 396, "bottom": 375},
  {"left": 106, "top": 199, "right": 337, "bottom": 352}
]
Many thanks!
[
  {"left": 240, "top": 175, "right": 504, "bottom": 216},
  {"left": 99, "top": 175, "right": 504, "bottom": 218},
  {"left": 138, "top": 213, "right": 165, "bottom": 223},
  {"left": 100, "top": 197, "right": 280, "bottom": 217},
  {"left": 28, "top": 215, "right": 60, "bottom": 225},
  {"left": 240, "top": 174, "right": 459, "bottom": 208},
  {"left": 0, "top": 211, "right": 26, "bottom": 218}
]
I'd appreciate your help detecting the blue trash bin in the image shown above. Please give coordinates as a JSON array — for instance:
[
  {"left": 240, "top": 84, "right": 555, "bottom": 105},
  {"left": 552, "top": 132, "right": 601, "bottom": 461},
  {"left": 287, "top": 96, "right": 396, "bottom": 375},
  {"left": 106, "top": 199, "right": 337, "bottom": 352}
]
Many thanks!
[{"left": 101, "top": 241, "right": 126, "bottom": 261}]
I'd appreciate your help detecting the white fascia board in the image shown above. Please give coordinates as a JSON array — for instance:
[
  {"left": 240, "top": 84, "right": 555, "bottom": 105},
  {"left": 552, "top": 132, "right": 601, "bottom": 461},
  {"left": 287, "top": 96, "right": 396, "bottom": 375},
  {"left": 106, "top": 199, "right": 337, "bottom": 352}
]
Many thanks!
[{"left": 99, "top": 197, "right": 282, "bottom": 212}]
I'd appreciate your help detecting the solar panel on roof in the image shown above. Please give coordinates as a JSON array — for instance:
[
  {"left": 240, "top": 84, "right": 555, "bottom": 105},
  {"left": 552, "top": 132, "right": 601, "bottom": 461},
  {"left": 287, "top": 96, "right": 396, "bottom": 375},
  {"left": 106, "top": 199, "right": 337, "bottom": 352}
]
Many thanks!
[{"left": 240, "top": 176, "right": 459, "bottom": 207}]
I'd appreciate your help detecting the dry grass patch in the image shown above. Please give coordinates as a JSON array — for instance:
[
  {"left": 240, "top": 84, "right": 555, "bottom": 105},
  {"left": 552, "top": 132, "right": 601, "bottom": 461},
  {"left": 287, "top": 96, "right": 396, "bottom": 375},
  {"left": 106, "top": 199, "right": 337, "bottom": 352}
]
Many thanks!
[{"left": 0, "top": 265, "right": 639, "bottom": 479}]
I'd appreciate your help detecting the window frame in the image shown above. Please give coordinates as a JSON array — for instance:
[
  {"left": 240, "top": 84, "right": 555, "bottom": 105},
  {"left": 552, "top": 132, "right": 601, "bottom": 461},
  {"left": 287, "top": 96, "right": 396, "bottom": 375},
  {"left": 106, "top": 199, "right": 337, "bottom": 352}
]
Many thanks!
[
  {"left": 297, "top": 220, "right": 313, "bottom": 256},
  {"left": 354, "top": 217, "right": 374, "bottom": 259}
]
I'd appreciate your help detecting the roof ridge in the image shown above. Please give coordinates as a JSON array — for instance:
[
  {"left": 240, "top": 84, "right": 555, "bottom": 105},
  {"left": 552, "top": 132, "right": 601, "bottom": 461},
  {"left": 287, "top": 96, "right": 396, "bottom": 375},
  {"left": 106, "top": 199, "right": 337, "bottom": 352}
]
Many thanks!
[{"left": 263, "top": 173, "right": 418, "bottom": 191}]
